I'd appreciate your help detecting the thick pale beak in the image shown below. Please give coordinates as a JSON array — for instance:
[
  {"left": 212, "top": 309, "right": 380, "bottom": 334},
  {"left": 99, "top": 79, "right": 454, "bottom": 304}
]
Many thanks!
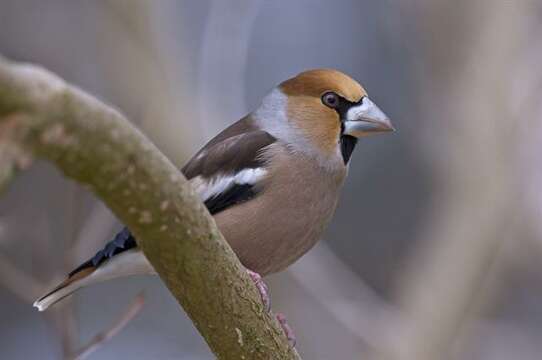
[{"left": 343, "top": 97, "right": 394, "bottom": 137}]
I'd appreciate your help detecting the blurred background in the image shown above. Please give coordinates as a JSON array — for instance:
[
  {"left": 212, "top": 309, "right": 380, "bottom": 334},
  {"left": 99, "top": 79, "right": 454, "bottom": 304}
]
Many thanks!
[{"left": 1, "top": 0, "right": 541, "bottom": 359}]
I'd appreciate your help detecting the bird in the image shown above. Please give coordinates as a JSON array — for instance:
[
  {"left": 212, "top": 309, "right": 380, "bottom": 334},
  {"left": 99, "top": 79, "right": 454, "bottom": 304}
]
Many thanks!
[{"left": 33, "top": 69, "right": 394, "bottom": 313}]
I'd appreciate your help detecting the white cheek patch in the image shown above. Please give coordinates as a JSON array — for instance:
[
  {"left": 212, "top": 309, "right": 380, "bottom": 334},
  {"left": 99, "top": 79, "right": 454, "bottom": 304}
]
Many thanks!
[
  {"left": 253, "top": 88, "right": 294, "bottom": 143},
  {"left": 190, "top": 168, "right": 267, "bottom": 202}
]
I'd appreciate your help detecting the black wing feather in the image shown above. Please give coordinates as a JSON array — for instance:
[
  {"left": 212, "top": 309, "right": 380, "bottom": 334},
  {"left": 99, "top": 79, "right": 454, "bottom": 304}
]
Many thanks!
[
  {"left": 205, "top": 183, "right": 258, "bottom": 215},
  {"left": 68, "top": 227, "right": 136, "bottom": 276}
]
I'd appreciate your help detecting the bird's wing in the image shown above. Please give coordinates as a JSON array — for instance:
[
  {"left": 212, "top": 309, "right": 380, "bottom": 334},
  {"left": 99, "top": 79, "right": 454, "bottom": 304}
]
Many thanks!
[
  {"left": 87, "top": 121, "right": 277, "bottom": 270},
  {"left": 182, "top": 128, "right": 276, "bottom": 214},
  {"left": 33, "top": 119, "right": 277, "bottom": 309}
]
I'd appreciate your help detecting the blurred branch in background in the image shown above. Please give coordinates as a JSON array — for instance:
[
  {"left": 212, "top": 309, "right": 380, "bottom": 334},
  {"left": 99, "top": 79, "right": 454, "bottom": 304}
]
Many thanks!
[
  {"left": 99, "top": 0, "right": 198, "bottom": 165},
  {"left": 520, "top": 24, "right": 542, "bottom": 256},
  {"left": 289, "top": 243, "right": 400, "bottom": 349},
  {"left": 375, "top": 0, "right": 542, "bottom": 359},
  {"left": 198, "top": 0, "right": 262, "bottom": 136},
  {"left": 0, "top": 251, "right": 44, "bottom": 303}
]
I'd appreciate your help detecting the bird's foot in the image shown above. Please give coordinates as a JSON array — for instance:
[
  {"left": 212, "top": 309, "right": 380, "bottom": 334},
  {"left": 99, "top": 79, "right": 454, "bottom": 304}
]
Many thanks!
[
  {"left": 247, "top": 269, "right": 271, "bottom": 312},
  {"left": 276, "top": 313, "right": 296, "bottom": 347},
  {"left": 246, "top": 269, "right": 296, "bottom": 347}
]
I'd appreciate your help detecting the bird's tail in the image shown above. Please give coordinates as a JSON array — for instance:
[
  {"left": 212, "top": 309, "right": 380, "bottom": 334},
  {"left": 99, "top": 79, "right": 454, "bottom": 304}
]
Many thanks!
[
  {"left": 33, "top": 266, "right": 97, "bottom": 311},
  {"left": 33, "top": 248, "right": 154, "bottom": 311}
]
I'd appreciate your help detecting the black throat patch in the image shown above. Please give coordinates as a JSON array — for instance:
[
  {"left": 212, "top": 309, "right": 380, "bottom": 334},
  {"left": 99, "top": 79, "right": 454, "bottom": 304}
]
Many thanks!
[{"left": 340, "top": 134, "right": 358, "bottom": 164}]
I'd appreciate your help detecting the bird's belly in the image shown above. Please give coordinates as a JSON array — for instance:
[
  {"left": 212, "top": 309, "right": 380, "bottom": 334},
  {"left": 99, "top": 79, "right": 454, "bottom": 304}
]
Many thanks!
[{"left": 214, "top": 175, "right": 342, "bottom": 275}]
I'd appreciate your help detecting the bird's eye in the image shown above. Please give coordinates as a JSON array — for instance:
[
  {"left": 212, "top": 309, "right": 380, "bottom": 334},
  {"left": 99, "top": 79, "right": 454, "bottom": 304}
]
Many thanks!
[{"left": 322, "top": 92, "right": 340, "bottom": 108}]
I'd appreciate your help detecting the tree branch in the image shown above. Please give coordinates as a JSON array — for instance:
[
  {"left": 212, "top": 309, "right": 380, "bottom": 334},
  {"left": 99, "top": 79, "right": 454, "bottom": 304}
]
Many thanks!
[{"left": 0, "top": 55, "right": 299, "bottom": 359}]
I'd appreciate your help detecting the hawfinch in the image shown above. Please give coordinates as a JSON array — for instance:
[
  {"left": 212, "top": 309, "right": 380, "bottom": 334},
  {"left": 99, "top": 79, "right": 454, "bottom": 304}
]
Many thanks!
[{"left": 34, "top": 69, "right": 393, "bottom": 311}]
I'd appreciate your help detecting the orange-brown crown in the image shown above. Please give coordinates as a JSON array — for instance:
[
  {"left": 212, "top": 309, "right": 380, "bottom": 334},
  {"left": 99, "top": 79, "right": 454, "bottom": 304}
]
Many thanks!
[
  {"left": 280, "top": 69, "right": 366, "bottom": 103},
  {"left": 278, "top": 69, "right": 367, "bottom": 156}
]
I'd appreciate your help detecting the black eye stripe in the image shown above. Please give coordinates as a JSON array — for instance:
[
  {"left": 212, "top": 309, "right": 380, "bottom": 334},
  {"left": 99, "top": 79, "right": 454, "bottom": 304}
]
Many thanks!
[
  {"left": 321, "top": 91, "right": 365, "bottom": 118},
  {"left": 334, "top": 95, "right": 364, "bottom": 121}
]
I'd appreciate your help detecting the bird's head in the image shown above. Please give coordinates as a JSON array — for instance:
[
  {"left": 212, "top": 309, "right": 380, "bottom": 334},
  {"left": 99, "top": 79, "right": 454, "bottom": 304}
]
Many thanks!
[{"left": 254, "top": 69, "right": 393, "bottom": 166}]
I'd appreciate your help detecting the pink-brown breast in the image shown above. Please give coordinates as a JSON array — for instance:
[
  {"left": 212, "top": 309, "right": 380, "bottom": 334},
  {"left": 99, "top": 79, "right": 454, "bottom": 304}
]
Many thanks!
[{"left": 213, "top": 142, "right": 347, "bottom": 275}]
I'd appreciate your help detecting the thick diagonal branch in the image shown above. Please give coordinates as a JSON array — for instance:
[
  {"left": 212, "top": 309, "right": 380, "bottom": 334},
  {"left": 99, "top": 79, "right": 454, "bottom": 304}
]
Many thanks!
[{"left": 0, "top": 56, "right": 299, "bottom": 360}]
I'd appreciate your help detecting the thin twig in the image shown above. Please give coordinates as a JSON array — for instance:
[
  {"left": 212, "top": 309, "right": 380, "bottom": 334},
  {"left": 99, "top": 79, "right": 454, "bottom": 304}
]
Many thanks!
[{"left": 70, "top": 292, "right": 145, "bottom": 360}]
